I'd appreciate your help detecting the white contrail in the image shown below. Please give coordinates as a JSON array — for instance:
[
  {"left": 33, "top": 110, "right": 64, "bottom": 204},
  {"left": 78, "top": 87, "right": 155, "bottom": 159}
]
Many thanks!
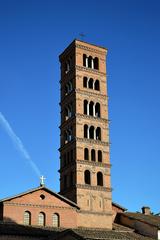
[{"left": 0, "top": 112, "right": 41, "bottom": 177}]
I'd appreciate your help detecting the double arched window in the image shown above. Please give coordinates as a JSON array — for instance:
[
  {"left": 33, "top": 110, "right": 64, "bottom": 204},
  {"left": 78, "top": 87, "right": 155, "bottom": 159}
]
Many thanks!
[
  {"left": 83, "top": 77, "right": 100, "bottom": 91},
  {"left": 84, "top": 170, "right": 104, "bottom": 186},
  {"left": 84, "top": 125, "right": 101, "bottom": 140},
  {"left": 38, "top": 212, "right": 45, "bottom": 226},
  {"left": 52, "top": 213, "right": 60, "bottom": 227},
  {"left": 83, "top": 100, "right": 100, "bottom": 117},
  {"left": 83, "top": 54, "right": 99, "bottom": 70},
  {"left": 24, "top": 211, "right": 31, "bottom": 225}
]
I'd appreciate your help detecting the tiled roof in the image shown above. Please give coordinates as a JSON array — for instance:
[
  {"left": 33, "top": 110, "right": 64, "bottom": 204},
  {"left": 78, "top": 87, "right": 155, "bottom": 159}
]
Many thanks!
[
  {"left": 0, "top": 222, "right": 60, "bottom": 237},
  {"left": 122, "top": 212, "right": 160, "bottom": 228},
  {"left": 0, "top": 223, "right": 155, "bottom": 239},
  {"left": 55, "top": 228, "right": 155, "bottom": 239},
  {"left": 112, "top": 223, "right": 134, "bottom": 232},
  {"left": 112, "top": 202, "right": 127, "bottom": 211}
]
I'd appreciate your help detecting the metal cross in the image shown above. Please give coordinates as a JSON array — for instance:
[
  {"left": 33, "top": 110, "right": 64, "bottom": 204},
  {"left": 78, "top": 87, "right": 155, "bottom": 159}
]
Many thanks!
[{"left": 40, "top": 175, "right": 46, "bottom": 186}]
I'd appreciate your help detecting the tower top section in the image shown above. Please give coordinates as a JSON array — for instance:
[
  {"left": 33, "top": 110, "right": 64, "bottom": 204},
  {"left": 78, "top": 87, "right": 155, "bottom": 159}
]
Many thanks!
[{"left": 59, "top": 39, "right": 107, "bottom": 61}]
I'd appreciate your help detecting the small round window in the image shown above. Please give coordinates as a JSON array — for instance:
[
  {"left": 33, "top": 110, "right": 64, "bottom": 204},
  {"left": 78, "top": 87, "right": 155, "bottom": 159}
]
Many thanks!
[{"left": 40, "top": 194, "right": 45, "bottom": 200}]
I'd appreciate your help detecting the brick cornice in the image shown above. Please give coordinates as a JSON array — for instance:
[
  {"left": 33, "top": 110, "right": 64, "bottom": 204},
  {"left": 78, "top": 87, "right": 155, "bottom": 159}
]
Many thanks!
[
  {"left": 4, "top": 202, "right": 76, "bottom": 210},
  {"left": 76, "top": 113, "right": 108, "bottom": 124},
  {"left": 76, "top": 137, "right": 109, "bottom": 147},
  {"left": 75, "top": 65, "right": 106, "bottom": 77},
  {"left": 75, "top": 43, "right": 106, "bottom": 55},
  {"left": 76, "top": 184, "right": 112, "bottom": 192},
  {"left": 75, "top": 88, "right": 108, "bottom": 100},
  {"left": 79, "top": 210, "right": 112, "bottom": 216},
  {"left": 77, "top": 160, "right": 111, "bottom": 168},
  {"left": 58, "top": 160, "right": 111, "bottom": 173}
]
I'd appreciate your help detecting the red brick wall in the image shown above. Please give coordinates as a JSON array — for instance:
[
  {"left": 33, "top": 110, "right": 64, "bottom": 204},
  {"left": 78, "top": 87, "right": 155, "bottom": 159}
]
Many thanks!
[{"left": 2, "top": 189, "right": 78, "bottom": 228}]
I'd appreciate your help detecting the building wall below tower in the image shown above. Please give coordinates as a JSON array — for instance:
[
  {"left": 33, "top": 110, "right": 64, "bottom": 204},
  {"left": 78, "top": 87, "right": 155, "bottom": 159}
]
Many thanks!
[{"left": 77, "top": 211, "right": 112, "bottom": 229}]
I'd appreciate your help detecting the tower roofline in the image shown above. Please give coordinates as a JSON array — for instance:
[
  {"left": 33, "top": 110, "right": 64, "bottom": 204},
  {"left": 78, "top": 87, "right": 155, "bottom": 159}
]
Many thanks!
[{"left": 59, "top": 39, "right": 107, "bottom": 60}]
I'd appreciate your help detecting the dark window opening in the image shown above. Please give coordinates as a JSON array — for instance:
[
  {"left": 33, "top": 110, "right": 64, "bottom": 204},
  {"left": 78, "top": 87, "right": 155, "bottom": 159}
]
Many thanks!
[
  {"left": 88, "top": 56, "right": 92, "bottom": 68},
  {"left": 95, "top": 103, "right": 100, "bottom": 117},
  {"left": 84, "top": 124, "right": 88, "bottom": 138},
  {"left": 98, "top": 150, "right": 102, "bottom": 162},
  {"left": 96, "top": 127, "right": 101, "bottom": 140},
  {"left": 83, "top": 54, "right": 87, "bottom": 67},
  {"left": 84, "top": 100, "right": 88, "bottom": 115},
  {"left": 84, "top": 148, "right": 89, "bottom": 160},
  {"left": 84, "top": 170, "right": 91, "bottom": 184},
  {"left": 89, "top": 126, "right": 94, "bottom": 139},
  {"left": 97, "top": 172, "right": 103, "bottom": 186},
  {"left": 88, "top": 78, "right": 93, "bottom": 89},
  {"left": 95, "top": 80, "right": 100, "bottom": 91},
  {"left": 94, "top": 57, "right": 99, "bottom": 70},
  {"left": 83, "top": 77, "right": 88, "bottom": 88},
  {"left": 89, "top": 101, "right": 94, "bottom": 116},
  {"left": 91, "top": 149, "right": 96, "bottom": 161}
]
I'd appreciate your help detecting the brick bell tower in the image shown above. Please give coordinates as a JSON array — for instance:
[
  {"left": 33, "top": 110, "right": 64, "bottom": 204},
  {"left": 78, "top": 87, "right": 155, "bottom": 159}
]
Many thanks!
[{"left": 59, "top": 40, "right": 112, "bottom": 229}]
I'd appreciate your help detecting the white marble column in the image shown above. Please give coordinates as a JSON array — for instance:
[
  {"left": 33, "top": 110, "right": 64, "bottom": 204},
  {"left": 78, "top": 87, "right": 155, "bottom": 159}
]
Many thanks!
[{"left": 91, "top": 58, "right": 94, "bottom": 69}]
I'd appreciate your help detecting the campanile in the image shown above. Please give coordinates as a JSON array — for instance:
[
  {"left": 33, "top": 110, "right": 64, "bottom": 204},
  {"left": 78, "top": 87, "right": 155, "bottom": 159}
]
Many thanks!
[{"left": 59, "top": 40, "right": 112, "bottom": 229}]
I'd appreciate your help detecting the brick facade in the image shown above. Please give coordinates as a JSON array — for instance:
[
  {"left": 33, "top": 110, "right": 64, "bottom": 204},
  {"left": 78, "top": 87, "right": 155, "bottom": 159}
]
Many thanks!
[
  {"left": 1, "top": 187, "right": 78, "bottom": 228},
  {"left": 59, "top": 40, "right": 112, "bottom": 229}
]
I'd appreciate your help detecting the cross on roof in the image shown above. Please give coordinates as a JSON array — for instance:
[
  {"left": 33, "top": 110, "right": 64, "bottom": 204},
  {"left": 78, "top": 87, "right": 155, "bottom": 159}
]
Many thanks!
[{"left": 40, "top": 175, "right": 46, "bottom": 186}]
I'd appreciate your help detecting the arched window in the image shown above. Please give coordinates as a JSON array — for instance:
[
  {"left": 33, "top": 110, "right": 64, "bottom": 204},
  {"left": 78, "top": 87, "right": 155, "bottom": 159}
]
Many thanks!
[
  {"left": 38, "top": 212, "right": 45, "bottom": 226},
  {"left": 89, "top": 126, "right": 94, "bottom": 139},
  {"left": 83, "top": 77, "right": 88, "bottom": 88},
  {"left": 83, "top": 54, "right": 87, "bottom": 67},
  {"left": 84, "top": 148, "right": 89, "bottom": 160},
  {"left": 91, "top": 149, "right": 96, "bottom": 161},
  {"left": 88, "top": 56, "right": 92, "bottom": 68},
  {"left": 89, "top": 101, "right": 94, "bottom": 116},
  {"left": 94, "top": 57, "right": 99, "bottom": 70},
  {"left": 95, "top": 103, "right": 100, "bottom": 117},
  {"left": 97, "top": 172, "right": 103, "bottom": 186},
  {"left": 84, "top": 124, "right": 88, "bottom": 138},
  {"left": 84, "top": 170, "right": 91, "bottom": 184},
  {"left": 24, "top": 211, "right": 31, "bottom": 225},
  {"left": 88, "top": 78, "right": 93, "bottom": 89},
  {"left": 98, "top": 150, "right": 102, "bottom": 162},
  {"left": 52, "top": 213, "right": 60, "bottom": 227},
  {"left": 95, "top": 80, "right": 100, "bottom": 91},
  {"left": 84, "top": 100, "right": 88, "bottom": 115},
  {"left": 96, "top": 127, "right": 101, "bottom": 140}
]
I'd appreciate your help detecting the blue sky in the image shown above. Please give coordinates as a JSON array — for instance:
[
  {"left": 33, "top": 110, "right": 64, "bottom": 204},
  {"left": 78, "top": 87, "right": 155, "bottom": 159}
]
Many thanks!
[{"left": 0, "top": 0, "right": 160, "bottom": 213}]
